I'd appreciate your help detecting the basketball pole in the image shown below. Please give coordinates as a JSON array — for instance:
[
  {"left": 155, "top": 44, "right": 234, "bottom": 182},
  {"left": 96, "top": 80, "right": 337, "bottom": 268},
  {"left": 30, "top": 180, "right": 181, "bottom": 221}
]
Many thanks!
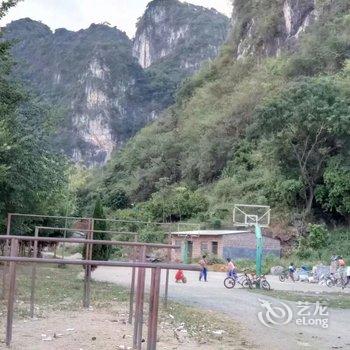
[{"left": 255, "top": 224, "right": 263, "bottom": 276}]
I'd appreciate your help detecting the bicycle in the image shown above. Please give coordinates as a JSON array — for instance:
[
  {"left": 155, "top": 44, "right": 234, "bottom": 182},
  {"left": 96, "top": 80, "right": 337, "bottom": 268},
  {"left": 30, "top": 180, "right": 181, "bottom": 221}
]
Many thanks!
[
  {"left": 249, "top": 274, "right": 271, "bottom": 290},
  {"left": 325, "top": 272, "right": 346, "bottom": 288},
  {"left": 279, "top": 269, "right": 300, "bottom": 282},
  {"left": 224, "top": 271, "right": 252, "bottom": 289}
]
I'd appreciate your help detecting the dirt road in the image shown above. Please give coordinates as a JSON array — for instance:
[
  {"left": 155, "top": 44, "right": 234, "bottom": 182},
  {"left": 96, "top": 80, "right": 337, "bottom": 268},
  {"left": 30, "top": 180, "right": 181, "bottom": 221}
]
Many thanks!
[{"left": 92, "top": 267, "right": 350, "bottom": 350}]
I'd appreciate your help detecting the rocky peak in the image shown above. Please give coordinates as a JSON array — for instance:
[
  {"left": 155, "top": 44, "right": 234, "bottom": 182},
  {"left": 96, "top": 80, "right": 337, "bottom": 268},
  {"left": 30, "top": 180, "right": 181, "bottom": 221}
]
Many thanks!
[
  {"left": 230, "top": 0, "right": 316, "bottom": 60},
  {"left": 133, "top": 0, "right": 229, "bottom": 69}
]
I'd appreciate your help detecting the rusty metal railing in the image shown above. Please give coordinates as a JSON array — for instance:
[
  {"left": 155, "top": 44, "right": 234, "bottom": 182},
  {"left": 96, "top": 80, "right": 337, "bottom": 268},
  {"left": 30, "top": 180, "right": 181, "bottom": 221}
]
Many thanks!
[{"left": 0, "top": 235, "right": 199, "bottom": 350}]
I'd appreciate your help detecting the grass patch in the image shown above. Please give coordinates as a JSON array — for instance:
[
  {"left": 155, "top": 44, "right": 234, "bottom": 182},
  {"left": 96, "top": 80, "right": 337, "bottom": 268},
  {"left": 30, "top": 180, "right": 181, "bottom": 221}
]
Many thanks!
[
  {"left": 0, "top": 264, "right": 128, "bottom": 317},
  {"left": 160, "top": 301, "right": 253, "bottom": 348},
  {"left": 249, "top": 289, "right": 350, "bottom": 309}
]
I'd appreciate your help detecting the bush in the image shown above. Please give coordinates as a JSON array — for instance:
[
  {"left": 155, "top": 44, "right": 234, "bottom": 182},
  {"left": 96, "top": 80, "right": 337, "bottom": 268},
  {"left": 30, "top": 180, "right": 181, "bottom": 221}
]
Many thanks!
[
  {"left": 144, "top": 186, "right": 209, "bottom": 222},
  {"left": 211, "top": 218, "right": 221, "bottom": 229},
  {"left": 205, "top": 253, "right": 225, "bottom": 265},
  {"left": 308, "top": 224, "right": 330, "bottom": 250},
  {"left": 138, "top": 225, "right": 166, "bottom": 243}
]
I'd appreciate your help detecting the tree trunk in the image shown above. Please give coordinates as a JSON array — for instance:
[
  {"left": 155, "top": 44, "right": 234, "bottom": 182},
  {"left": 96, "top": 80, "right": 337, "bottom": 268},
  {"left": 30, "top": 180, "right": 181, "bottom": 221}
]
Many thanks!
[{"left": 304, "top": 186, "right": 314, "bottom": 217}]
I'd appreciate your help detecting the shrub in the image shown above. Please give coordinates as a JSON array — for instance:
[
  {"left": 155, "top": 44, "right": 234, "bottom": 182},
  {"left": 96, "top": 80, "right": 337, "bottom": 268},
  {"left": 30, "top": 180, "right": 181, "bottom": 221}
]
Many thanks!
[
  {"left": 205, "top": 253, "right": 225, "bottom": 265},
  {"left": 138, "top": 225, "right": 166, "bottom": 243},
  {"left": 307, "top": 224, "right": 330, "bottom": 250}
]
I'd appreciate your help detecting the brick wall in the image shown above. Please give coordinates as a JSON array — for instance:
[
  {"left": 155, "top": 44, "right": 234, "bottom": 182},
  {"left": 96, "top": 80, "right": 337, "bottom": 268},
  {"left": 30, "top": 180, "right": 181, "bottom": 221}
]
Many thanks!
[
  {"left": 223, "top": 233, "right": 281, "bottom": 259},
  {"left": 222, "top": 233, "right": 280, "bottom": 249},
  {"left": 171, "top": 232, "right": 281, "bottom": 261},
  {"left": 171, "top": 235, "right": 223, "bottom": 261}
]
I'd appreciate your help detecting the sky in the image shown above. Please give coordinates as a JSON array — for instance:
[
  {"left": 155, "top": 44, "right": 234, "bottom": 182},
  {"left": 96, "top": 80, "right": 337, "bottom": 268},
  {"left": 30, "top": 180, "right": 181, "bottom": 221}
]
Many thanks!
[{"left": 0, "top": 0, "right": 232, "bottom": 38}]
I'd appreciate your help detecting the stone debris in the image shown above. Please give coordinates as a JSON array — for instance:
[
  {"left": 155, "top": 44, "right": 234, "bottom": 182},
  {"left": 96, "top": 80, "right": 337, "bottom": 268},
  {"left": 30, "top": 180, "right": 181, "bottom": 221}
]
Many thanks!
[
  {"left": 212, "top": 329, "right": 225, "bottom": 340},
  {"left": 41, "top": 334, "right": 53, "bottom": 341},
  {"left": 174, "top": 323, "right": 188, "bottom": 343},
  {"left": 297, "top": 341, "right": 311, "bottom": 347}
]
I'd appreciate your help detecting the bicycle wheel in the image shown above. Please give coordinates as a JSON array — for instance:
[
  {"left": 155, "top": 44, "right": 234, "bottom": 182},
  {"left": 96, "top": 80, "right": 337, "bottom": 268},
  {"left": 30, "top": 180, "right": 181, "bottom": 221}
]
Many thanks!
[
  {"left": 279, "top": 274, "right": 286, "bottom": 282},
  {"left": 326, "top": 278, "right": 334, "bottom": 287},
  {"left": 260, "top": 279, "right": 271, "bottom": 291},
  {"left": 224, "top": 277, "right": 236, "bottom": 289},
  {"left": 242, "top": 278, "right": 253, "bottom": 289}
]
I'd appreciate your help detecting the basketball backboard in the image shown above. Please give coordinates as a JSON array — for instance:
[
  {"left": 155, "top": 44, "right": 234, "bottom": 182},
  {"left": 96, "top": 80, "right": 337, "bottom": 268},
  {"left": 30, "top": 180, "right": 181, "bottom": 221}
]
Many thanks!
[{"left": 233, "top": 204, "right": 270, "bottom": 227}]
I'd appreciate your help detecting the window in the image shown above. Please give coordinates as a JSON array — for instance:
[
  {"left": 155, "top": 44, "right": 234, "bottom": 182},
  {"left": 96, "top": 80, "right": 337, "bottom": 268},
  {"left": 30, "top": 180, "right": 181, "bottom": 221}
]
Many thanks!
[
  {"left": 212, "top": 241, "right": 218, "bottom": 255},
  {"left": 201, "top": 242, "right": 208, "bottom": 253}
]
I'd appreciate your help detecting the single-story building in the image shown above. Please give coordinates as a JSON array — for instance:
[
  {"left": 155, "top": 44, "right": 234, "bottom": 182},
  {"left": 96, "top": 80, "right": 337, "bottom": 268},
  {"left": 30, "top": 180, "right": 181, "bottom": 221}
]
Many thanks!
[{"left": 171, "top": 230, "right": 281, "bottom": 262}]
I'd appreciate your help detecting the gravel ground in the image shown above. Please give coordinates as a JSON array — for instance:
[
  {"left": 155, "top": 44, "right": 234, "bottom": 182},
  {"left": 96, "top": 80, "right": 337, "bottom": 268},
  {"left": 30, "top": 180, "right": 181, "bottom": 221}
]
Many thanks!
[
  {"left": 92, "top": 267, "right": 350, "bottom": 350},
  {"left": 0, "top": 306, "right": 240, "bottom": 350}
]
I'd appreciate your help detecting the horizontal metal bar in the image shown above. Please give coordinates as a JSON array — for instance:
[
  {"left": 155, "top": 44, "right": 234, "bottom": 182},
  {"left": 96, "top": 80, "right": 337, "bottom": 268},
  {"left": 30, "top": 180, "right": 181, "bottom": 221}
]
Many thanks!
[
  {"left": 0, "top": 235, "right": 180, "bottom": 249},
  {"left": 0, "top": 256, "right": 200, "bottom": 271},
  {"left": 234, "top": 204, "right": 270, "bottom": 208},
  {"left": 9, "top": 213, "right": 200, "bottom": 228},
  {"left": 36, "top": 226, "right": 138, "bottom": 235}
]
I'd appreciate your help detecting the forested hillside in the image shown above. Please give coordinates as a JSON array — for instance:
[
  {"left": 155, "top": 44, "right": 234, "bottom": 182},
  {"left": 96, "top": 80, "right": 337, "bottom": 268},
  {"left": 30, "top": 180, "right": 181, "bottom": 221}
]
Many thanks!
[
  {"left": 0, "top": 2, "right": 69, "bottom": 231},
  {"left": 80, "top": 0, "right": 350, "bottom": 233}
]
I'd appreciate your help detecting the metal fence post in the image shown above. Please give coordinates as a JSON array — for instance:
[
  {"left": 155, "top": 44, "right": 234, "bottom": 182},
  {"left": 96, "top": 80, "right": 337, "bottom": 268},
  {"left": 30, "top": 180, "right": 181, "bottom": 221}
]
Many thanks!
[
  {"left": 164, "top": 248, "right": 171, "bottom": 308},
  {"left": 30, "top": 227, "right": 38, "bottom": 318},
  {"left": 2, "top": 214, "right": 12, "bottom": 300},
  {"left": 133, "top": 245, "right": 146, "bottom": 350},
  {"left": 128, "top": 245, "right": 137, "bottom": 324},
  {"left": 147, "top": 267, "right": 161, "bottom": 350},
  {"left": 83, "top": 219, "right": 94, "bottom": 308},
  {"left": 6, "top": 238, "right": 18, "bottom": 346},
  {"left": 87, "top": 218, "right": 94, "bottom": 307}
]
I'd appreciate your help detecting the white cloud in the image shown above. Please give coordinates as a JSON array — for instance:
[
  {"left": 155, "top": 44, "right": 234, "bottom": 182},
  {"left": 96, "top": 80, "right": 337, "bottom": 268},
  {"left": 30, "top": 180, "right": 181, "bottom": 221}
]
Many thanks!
[{"left": 0, "top": 0, "right": 232, "bottom": 38}]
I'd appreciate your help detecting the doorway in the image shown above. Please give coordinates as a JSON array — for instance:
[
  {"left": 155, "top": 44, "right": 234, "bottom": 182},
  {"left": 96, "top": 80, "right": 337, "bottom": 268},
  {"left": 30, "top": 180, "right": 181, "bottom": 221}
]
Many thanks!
[{"left": 187, "top": 241, "right": 193, "bottom": 263}]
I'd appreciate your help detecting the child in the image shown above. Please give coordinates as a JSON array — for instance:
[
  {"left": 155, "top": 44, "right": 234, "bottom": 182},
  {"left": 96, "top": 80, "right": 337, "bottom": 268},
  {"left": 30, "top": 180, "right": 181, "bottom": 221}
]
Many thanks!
[
  {"left": 226, "top": 258, "right": 237, "bottom": 278},
  {"left": 342, "top": 265, "right": 350, "bottom": 289},
  {"left": 175, "top": 269, "right": 187, "bottom": 283},
  {"left": 199, "top": 255, "right": 208, "bottom": 282},
  {"left": 288, "top": 262, "right": 296, "bottom": 282}
]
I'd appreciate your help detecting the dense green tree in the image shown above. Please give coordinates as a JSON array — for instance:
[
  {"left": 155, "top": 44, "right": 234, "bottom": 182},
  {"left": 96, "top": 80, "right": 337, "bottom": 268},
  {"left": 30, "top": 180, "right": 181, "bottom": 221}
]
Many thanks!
[
  {"left": 0, "top": 0, "right": 69, "bottom": 231},
  {"left": 316, "top": 156, "right": 350, "bottom": 221},
  {"left": 255, "top": 78, "right": 350, "bottom": 216},
  {"left": 91, "top": 199, "right": 111, "bottom": 261}
]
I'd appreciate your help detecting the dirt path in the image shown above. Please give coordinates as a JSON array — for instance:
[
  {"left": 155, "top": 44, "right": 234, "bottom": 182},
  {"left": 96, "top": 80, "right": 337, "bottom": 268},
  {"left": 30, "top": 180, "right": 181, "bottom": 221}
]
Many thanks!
[
  {"left": 92, "top": 267, "right": 350, "bottom": 350},
  {"left": 0, "top": 303, "right": 249, "bottom": 350}
]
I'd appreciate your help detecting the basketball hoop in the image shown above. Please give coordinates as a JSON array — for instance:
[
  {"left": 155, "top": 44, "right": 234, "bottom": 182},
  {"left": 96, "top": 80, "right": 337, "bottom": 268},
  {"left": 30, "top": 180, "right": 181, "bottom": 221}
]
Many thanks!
[
  {"left": 233, "top": 204, "right": 271, "bottom": 276},
  {"left": 233, "top": 204, "right": 270, "bottom": 228}
]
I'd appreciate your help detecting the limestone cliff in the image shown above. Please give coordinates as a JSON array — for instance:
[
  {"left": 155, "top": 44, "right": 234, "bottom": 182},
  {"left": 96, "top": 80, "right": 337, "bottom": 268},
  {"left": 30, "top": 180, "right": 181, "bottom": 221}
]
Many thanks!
[
  {"left": 230, "top": 0, "right": 317, "bottom": 59},
  {"left": 3, "top": 0, "right": 230, "bottom": 165},
  {"left": 133, "top": 0, "right": 229, "bottom": 69},
  {"left": 133, "top": 0, "right": 230, "bottom": 112},
  {"left": 4, "top": 19, "right": 150, "bottom": 166}
]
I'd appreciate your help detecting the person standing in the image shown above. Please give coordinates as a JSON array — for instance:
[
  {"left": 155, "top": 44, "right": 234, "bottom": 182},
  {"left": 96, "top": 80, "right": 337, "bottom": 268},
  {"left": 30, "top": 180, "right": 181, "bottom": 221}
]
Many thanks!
[
  {"left": 199, "top": 255, "right": 208, "bottom": 282},
  {"left": 342, "top": 265, "right": 350, "bottom": 289},
  {"left": 288, "top": 262, "right": 296, "bottom": 282},
  {"left": 330, "top": 255, "right": 338, "bottom": 275},
  {"left": 226, "top": 258, "right": 236, "bottom": 278}
]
